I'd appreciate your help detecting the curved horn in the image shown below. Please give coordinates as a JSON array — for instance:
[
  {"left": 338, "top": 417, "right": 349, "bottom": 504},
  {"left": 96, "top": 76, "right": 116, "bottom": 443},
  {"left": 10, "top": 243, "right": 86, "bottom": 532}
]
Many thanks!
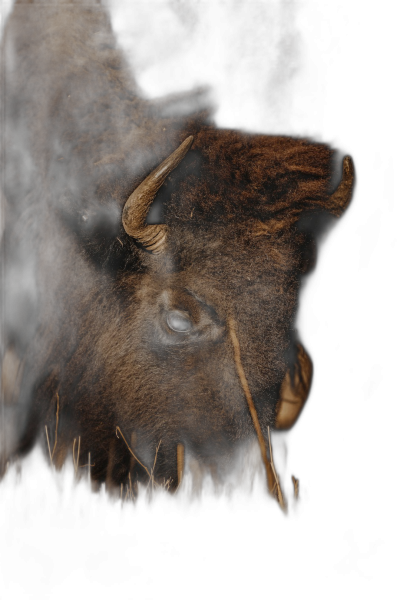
[
  {"left": 122, "top": 136, "right": 193, "bottom": 253},
  {"left": 326, "top": 155, "right": 355, "bottom": 217}
]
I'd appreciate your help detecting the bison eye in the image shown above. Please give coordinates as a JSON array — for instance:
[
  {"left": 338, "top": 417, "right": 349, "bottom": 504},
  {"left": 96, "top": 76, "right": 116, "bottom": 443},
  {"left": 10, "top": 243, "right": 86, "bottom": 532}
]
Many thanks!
[{"left": 166, "top": 310, "right": 193, "bottom": 333}]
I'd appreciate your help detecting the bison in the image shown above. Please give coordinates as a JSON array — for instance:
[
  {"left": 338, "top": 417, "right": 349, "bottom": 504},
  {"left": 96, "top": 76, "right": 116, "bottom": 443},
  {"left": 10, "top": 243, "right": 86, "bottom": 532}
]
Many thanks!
[{"left": 0, "top": 0, "right": 354, "bottom": 500}]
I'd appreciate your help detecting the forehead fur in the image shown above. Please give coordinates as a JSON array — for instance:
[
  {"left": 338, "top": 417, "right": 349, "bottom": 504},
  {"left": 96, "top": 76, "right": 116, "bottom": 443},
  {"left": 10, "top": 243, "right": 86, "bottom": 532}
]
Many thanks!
[
  {"left": 166, "top": 128, "right": 334, "bottom": 225},
  {"left": 57, "top": 130, "right": 341, "bottom": 268}
]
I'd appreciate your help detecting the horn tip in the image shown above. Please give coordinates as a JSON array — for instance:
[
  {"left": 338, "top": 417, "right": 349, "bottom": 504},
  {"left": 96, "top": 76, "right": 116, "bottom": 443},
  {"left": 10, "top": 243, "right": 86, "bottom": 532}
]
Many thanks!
[
  {"left": 343, "top": 155, "right": 355, "bottom": 178},
  {"left": 342, "top": 155, "right": 355, "bottom": 196},
  {"left": 183, "top": 135, "right": 194, "bottom": 149}
]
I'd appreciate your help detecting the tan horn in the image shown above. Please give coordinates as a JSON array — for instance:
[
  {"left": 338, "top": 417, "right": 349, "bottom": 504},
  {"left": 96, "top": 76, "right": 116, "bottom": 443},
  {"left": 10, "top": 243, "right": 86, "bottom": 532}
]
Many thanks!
[
  {"left": 122, "top": 136, "right": 193, "bottom": 253},
  {"left": 326, "top": 155, "right": 355, "bottom": 217}
]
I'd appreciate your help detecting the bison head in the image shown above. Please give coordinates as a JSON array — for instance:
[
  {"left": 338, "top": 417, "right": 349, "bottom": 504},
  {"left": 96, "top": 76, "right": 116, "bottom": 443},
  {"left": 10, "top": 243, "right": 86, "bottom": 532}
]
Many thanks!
[{"left": 14, "top": 132, "right": 354, "bottom": 479}]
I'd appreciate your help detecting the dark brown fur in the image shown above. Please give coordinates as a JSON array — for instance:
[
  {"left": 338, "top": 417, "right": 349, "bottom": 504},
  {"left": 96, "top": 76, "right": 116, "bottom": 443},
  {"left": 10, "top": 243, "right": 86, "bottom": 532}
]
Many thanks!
[{"left": 0, "top": 0, "right": 353, "bottom": 489}]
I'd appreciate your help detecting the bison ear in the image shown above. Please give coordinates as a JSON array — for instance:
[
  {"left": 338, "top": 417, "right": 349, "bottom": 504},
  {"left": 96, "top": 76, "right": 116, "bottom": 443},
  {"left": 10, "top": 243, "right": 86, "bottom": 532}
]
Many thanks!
[{"left": 324, "top": 155, "right": 355, "bottom": 217}]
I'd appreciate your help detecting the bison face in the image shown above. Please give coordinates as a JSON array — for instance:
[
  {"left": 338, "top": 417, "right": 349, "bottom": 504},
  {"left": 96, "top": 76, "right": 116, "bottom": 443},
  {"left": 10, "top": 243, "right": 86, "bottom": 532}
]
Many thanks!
[
  {"left": 8, "top": 136, "right": 352, "bottom": 492},
  {"left": 104, "top": 217, "right": 302, "bottom": 484}
]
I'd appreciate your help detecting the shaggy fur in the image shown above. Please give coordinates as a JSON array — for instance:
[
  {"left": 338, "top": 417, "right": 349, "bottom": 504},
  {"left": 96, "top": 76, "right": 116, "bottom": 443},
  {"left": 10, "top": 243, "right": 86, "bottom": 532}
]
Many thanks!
[{"left": 0, "top": 0, "right": 353, "bottom": 488}]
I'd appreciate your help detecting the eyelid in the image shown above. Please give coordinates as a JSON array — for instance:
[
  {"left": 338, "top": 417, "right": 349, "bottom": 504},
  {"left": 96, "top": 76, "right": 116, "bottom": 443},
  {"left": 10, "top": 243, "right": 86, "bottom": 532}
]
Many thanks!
[
  {"left": 184, "top": 288, "right": 207, "bottom": 306},
  {"left": 168, "top": 309, "right": 191, "bottom": 321},
  {"left": 184, "top": 287, "right": 221, "bottom": 325}
]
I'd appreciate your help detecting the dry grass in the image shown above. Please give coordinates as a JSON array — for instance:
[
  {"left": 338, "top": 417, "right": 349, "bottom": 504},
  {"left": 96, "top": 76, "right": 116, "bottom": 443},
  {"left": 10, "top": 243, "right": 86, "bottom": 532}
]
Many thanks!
[
  {"left": 26, "top": 396, "right": 299, "bottom": 515},
  {"left": 228, "top": 316, "right": 287, "bottom": 511}
]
